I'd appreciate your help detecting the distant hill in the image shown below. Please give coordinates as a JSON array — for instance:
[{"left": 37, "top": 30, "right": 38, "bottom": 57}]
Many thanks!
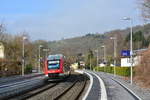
[
  {"left": 48, "top": 34, "right": 105, "bottom": 56},
  {"left": 48, "top": 23, "right": 150, "bottom": 58}
]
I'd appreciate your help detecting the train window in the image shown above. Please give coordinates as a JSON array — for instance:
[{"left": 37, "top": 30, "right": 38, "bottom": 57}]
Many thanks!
[{"left": 48, "top": 60, "right": 60, "bottom": 69}]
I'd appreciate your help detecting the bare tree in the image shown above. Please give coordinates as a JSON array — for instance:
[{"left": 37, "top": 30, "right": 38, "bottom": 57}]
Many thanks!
[
  {"left": 139, "top": 0, "right": 150, "bottom": 21},
  {"left": 0, "top": 23, "right": 7, "bottom": 42}
]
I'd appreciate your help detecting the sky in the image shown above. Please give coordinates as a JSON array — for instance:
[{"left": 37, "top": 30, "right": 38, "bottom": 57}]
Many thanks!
[{"left": 0, "top": 0, "right": 144, "bottom": 41}]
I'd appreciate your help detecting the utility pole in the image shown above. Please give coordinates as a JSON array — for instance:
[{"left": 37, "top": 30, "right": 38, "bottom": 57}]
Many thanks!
[
  {"left": 95, "top": 49, "right": 99, "bottom": 67},
  {"left": 110, "top": 37, "right": 117, "bottom": 77},
  {"left": 43, "top": 48, "right": 49, "bottom": 58},
  {"left": 94, "top": 49, "right": 99, "bottom": 71},
  {"left": 38, "top": 45, "right": 43, "bottom": 73},
  {"left": 96, "top": 49, "right": 99, "bottom": 71},
  {"left": 90, "top": 56, "right": 92, "bottom": 70},
  {"left": 101, "top": 45, "right": 106, "bottom": 64},
  {"left": 101, "top": 45, "right": 106, "bottom": 72},
  {"left": 22, "top": 36, "right": 27, "bottom": 76}
]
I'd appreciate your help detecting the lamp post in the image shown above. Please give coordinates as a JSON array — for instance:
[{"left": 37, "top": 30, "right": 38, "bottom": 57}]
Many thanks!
[
  {"left": 95, "top": 49, "right": 99, "bottom": 67},
  {"left": 101, "top": 45, "right": 106, "bottom": 72},
  {"left": 122, "top": 17, "right": 133, "bottom": 85},
  {"left": 96, "top": 50, "right": 99, "bottom": 67},
  {"left": 43, "top": 48, "right": 50, "bottom": 58},
  {"left": 22, "top": 36, "right": 27, "bottom": 76},
  {"left": 38, "top": 45, "right": 43, "bottom": 73},
  {"left": 110, "top": 37, "right": 117, "bottom": 77},
  {"left": 101, "top": 45, "right": 106, "bottom": 64},
  {"left": 90, "top": 56, "right": 92, "bottom": 70}
]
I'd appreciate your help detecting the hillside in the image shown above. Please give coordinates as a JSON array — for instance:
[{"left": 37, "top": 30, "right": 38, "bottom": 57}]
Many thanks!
[
  {"left": 48, "top": 34, "right": 105, "bottom": 56},
  {"left": 48, "top": 23, "right": 150, "bottom": 59}
]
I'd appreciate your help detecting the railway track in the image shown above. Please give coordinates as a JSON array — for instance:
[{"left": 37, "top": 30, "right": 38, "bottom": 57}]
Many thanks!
[
  {"left": 1, "top": 72, "right": 88, "bottom": 100},
  {"left": 26, "top": 73, "right": 87, "bottom": 100},
  {"left": 0, "top": 73, "right": 44, "bottom": 85},
  {"left": 0, "top": 76, "right": 46, "bottom": 100},
  {"left": 9, "top": 83, "right": 58, "bottom": 100},
  {"left": 54, "top": 74, "right": 87, "bottom": 100}
]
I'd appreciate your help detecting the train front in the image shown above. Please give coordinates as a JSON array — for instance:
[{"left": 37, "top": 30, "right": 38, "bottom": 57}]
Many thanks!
[{"left": 44, "top": 54, "right": 64, "bottom": 79}]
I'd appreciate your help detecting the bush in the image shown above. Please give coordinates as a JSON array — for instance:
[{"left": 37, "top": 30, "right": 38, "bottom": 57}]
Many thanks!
[
  {"left": 25, "top": 64, "right": 33, "bottom": 74},
  {"left": 0, "top": 60, "right": 21, "bottom": 77},
  {"left": 115, "top": 67, "right": 130, "bottom": 76},
  {"left": 94, "top": 66, "right": 131, "bottom": 77},
  {"left": 105, "top": 67, "right": 114, "bottom": 73}
]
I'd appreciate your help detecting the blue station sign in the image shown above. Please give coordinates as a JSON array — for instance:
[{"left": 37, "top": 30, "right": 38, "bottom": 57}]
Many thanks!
[{"left": 121, "top": 50, "right": 130, "bottom": 57}]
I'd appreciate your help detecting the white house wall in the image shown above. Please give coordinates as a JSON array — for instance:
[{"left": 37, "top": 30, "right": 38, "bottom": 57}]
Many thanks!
[{"left": 121, "top": 56, "right": 141, "bottom": 67}]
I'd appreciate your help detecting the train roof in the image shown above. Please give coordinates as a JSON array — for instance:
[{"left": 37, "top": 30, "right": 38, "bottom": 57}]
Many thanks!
[{"left": 47, "top": 54, "right": 64, "bottom": 60}]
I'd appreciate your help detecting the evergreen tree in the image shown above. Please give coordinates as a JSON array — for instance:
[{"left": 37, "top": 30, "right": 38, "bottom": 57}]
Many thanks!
[
  {"left": 125, "top": 31, "right": 147, "bottom": 49},
  {"left": 85, "top": 49, "right": 96, "bottom": 69}
]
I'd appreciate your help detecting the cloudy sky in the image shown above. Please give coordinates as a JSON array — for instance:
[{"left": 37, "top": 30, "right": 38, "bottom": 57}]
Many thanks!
[{"left": 0, "top": 0, "right": 144, "bottom": 41}]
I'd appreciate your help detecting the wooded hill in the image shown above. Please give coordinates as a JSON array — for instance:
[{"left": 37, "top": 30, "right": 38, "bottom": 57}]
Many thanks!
[{"left": 48, "top": 23, "right": 150, "bottom": 63}]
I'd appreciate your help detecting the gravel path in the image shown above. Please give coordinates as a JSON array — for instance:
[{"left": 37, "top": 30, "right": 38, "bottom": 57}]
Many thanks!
[{"left": 96, "top": 72, "right": 150, "bottom": 100}]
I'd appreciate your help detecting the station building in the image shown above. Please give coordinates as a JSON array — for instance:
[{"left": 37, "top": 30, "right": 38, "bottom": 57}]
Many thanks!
[{"left": 121, "top": 48, "right": 147, "bottom": 67}]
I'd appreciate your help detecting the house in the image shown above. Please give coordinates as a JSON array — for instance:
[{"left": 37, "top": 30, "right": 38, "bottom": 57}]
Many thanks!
[
  {"left": 0, "top": 42, "right": 4, "bottom": 59},
  {"left": 121, "top": 48, "right": 147, "bottom": 67},
  {"left": 121, "top": 56, "right": 141, "bottom": 67}
]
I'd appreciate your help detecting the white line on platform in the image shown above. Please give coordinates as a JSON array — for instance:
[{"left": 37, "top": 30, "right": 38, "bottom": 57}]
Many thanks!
[
  {"left": 92, "top": 72, "right": 107, "bottom": 100},
  {"left": 113, "top": 78, "right": 142, "bottom": 100}
]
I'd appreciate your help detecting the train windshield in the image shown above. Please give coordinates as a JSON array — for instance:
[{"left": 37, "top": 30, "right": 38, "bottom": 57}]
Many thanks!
[{"left": 48, "top": 60, "right": 60, "bottom": 69}]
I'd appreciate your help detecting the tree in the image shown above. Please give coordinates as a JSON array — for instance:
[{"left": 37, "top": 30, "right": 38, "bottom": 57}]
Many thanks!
[
  {"left": 107, "top": 56, "right": 113, "bottom": 66},
  {"left": 139, "top": 0, "right": 150, "bottom": 21},
  {"left": 135, "top": 47, "right": 150, "bottom": 87},
  {"left": 146, "top": 35, "right": 150, "bottom": 46},
  {"left": 85, "top": 49, "right": 97, "bottom": 69},
  {"left": 125, "top": 31, "right": 147, "bottom": 49},
  {"left": 125, "top": 33, "right": 130, "bottom": 42},
  {"left": 0, "top": 23, "right": 12, "bottom": 43},
  {"left": 133, "top": 31, "right": 147, "bottom": 48}
]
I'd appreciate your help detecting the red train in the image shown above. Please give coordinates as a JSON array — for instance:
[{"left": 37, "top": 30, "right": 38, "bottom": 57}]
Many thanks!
[{"left": 44, "top": 54, "right": 70, "bottom": 80}]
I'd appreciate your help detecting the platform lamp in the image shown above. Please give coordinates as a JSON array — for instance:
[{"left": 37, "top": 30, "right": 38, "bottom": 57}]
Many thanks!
[
  {"left": 22, "top": 36, "right": 27, "bottom": 76},
  {"left": 38, "top": 45, "right": 43, "bottom": 73},
  {"left": 110, "top": 37, "right": 117, "bottom": 77},
  {"left": 122, "top": 17, "right": 133, "bottom": 85}
]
